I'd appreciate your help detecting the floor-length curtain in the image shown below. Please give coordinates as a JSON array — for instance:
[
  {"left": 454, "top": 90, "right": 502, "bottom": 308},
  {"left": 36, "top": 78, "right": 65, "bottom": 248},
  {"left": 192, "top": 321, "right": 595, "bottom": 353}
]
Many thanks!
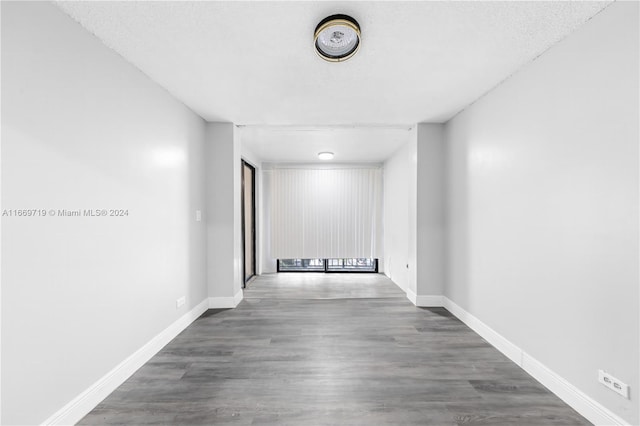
[{"left": 270, "top": 167, "right": 382, "bottom": 259}]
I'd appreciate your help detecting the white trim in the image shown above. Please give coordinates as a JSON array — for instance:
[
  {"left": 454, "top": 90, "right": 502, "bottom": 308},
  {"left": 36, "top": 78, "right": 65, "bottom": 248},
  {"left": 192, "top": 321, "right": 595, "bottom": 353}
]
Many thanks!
[
  {"left": 521, "top": 353, "right": 630, "bottom": 426},
  {"left": 442, "top": 297, "right": 521, "bottom": 362},
  {"left": 406, "top": 288, "right": 418, "bottom": 305},
  {"left": 234, "top": 289, "right": 244, "bottom": 306},
  {"left": 405, "top": 289, "right": 443, "bottom": 307},
  {"left": 442, "top": 296, "right": 630, "bottom": 426},
  {"left": 41, "top": 298, "right": 209, "bottom": 426},
  {"left": 415, "top": 295, "right": 443, "bottom": 307},
  {"left": 208, "top": 289, "right": 244, "bottom": 309},
  {"left": 384, "top": 272, "right": 406, "bottom": 293}
]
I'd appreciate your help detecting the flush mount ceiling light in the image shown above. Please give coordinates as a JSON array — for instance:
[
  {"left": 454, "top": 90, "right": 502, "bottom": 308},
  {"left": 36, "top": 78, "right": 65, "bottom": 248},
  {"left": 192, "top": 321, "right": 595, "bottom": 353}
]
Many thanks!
[
  {"left": 314, "top": 14, "right": 361, "bottom": 62},
  {"left": 318, "top": 152, "right": 334, "bottom": 160}
]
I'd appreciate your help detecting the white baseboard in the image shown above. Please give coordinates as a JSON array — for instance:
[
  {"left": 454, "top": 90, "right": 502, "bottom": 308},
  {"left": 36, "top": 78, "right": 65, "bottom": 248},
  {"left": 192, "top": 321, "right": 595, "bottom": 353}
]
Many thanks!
[
  {"left": 405, "top": 289, "right": 443, "bottom": 307},
  {"left": 383, "top": 272, "right": 407, "bottom": 293},
  {"left": 208, "top": 289, "right": 244, "bottom": 309},
  {"left": 442, "top": 297, "right": 630, "bottom": 426},
  {"left": 416, "top": 295, "right": 443, "bottom": 307},
  {"left": 384, "top": 272, "right": 406, "bottom": 293},
  {"left": 234, "top": 289, "right": 244, "bottom": 306},
  {"left": 406, "top": 288, "right": 418, "bottom": 305},
  {"left": 520, "top": 353, "right": 630, "bottom": 426},
  {"left": 41, "top": 298, "right": 209, "bottom": 426},
  {"left": 442, "top": 296, "right": 521, "bottom": 362}
]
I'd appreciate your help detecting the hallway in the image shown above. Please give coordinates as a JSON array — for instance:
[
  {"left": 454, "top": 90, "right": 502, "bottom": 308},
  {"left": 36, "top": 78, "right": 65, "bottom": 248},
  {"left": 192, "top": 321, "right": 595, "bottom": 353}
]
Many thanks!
[{"left": 80, "top": 274, "right": 588, "bottom": 425}]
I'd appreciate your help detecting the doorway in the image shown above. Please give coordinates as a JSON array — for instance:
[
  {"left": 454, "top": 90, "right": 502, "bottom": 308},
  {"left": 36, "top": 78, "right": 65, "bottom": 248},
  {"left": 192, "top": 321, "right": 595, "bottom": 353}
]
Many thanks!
[{"left": 241, "top": 160, "right": 256, "bottom": 287}]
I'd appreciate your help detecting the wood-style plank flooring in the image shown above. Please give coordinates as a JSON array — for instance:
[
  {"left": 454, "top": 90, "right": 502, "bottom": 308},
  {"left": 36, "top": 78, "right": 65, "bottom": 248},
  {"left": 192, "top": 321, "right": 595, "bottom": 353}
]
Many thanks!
[
  {"left": 244, "top": 272, "right": 407, "bottom": 299},
  {"left": 80, "top": 273, "right": 590, "bottom": 425}
]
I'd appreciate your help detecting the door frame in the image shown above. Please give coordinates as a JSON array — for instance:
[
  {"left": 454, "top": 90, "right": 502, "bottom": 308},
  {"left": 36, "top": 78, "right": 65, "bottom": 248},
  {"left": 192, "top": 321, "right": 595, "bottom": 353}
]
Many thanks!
[{"left": 241, "top": 159, "right": 257, "bottom": 287}]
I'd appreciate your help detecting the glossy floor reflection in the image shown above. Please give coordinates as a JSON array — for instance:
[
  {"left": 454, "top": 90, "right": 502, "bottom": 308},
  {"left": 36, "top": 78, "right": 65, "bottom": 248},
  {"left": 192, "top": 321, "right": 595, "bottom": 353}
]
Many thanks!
[{"left": 80, "top": 274, "right": 590, "bottom": 425}]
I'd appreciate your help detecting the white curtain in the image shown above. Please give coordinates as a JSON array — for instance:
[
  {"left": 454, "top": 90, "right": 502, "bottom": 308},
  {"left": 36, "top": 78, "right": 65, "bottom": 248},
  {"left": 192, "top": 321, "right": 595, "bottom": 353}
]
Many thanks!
[{"left": 269, "top": 167, "right": 383, "bottom": 259}]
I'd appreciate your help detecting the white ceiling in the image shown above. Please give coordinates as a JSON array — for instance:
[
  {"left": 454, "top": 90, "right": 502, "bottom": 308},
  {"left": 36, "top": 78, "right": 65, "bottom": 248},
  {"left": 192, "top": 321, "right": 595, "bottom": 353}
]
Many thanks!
[
  {"left": 56, "top": 1, "right": 610, "bottom": 127},
  {"left": 240, "top": 125, "right": 412, "bottom": 163},
  {"left": 55, "top": 1, "right": 610, "bottom": 163}
]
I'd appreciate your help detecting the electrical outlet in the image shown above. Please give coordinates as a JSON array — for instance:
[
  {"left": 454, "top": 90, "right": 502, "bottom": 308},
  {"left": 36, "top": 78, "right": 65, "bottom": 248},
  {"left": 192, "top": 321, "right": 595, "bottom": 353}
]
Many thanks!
[
  {"left": 176, "top": 296, "right": 186, "bottom": 309},
  {"left": 598, "top": 370, "right": 629, "bottom": 399},
  {"left": 196, "top": 210, "right": 202, "bottom": 222}
]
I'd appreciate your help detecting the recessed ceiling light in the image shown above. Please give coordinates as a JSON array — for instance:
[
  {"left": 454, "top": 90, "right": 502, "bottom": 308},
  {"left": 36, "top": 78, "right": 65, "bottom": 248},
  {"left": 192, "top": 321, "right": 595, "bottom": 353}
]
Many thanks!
[
  {"left": 318, "top": 152, "right": 334, "bottom": 160},
  {"left": 314, "top": 14, "right": 361, "bottom": 62}
]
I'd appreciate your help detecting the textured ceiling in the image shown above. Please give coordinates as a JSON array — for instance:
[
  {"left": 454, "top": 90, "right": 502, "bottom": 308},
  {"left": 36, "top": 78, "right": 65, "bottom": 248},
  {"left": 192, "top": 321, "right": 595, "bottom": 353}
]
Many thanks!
[
  {"left": 56, "top": 1, "right": 610, "bottom": 126},
  {"left": 240, "top": 126, "right": 412, "bottom": 163}
]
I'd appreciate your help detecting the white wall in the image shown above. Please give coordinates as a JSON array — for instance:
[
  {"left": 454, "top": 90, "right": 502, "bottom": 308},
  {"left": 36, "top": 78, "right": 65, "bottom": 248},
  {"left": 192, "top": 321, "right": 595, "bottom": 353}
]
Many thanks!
[
  {"left": 1, "top": 2, "right": 208, "bottom": 424},
  {"left": 407, "top": 130, "right": 418, "bottom": 296},
  {"left": 385, "top": 124, "right": 445, "bottom": 302},
  {"left": 416, "top": 124, "right": 446, "bottom": 298},
  {"left": 205, "top": 123, "right": 243, "bottom": 300},
  {"left": 445, "top": 2, "right": 639, "bottom": 424},
  {"left": 260, "top": 167, "right": 278, "bottom": 273},
  {"left": 383, "top": 131, "right": 416, "bottom": 292}
]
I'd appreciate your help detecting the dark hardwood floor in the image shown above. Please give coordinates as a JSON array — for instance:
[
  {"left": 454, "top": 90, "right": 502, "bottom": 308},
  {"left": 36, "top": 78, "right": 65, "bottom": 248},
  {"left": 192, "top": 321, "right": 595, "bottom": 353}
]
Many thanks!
[{"left": 80, "top": 273, "right": 590, "bottom": 425}]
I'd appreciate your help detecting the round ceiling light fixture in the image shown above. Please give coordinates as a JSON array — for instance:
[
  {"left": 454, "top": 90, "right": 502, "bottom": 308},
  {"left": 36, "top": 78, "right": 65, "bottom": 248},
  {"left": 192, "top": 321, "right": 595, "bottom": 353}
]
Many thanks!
[
  {"left": 318, "top": 152, "right": 334, "bottom": 160},
  {"left": 314, "top": 14, "right": 361, "bottom": 62}
]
